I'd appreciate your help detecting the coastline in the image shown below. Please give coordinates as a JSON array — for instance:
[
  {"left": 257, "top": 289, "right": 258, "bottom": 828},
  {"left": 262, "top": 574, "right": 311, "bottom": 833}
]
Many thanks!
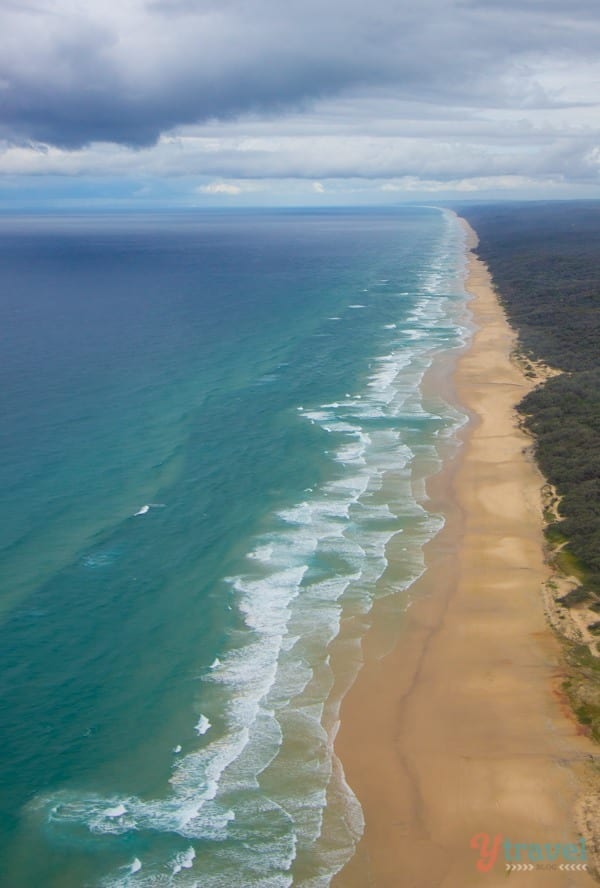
[{"left": 332, "top": 217, "right": 596, "bottom": 886}]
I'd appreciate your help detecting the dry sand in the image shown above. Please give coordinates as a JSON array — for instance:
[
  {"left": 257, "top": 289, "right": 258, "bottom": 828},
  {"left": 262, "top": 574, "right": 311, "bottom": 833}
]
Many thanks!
[{"left": 332, "top": 218, "right": 596, "bottom": 887}]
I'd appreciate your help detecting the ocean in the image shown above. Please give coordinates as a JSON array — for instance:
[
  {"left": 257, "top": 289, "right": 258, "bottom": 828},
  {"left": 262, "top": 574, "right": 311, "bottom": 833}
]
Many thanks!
[{"left": 0, "top": 207, "right": 469, "bottom": 887}]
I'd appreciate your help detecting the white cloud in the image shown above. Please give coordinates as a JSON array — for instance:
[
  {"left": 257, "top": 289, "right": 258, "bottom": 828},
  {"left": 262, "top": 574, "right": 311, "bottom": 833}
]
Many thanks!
[
  {"left": 381, "top": 174, "right": 563, "bottom": 193},
  {"left": 199, "top": 182, "right": 243, "bottom": 195},
  {"left": 2, "top": 119, "right": 599, "bottom": 190}
]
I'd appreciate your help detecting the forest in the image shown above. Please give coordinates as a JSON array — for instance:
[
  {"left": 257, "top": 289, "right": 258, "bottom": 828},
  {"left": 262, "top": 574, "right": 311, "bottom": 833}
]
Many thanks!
[{"left": 457, "top": 201, "right": 600, "bottom": 604}]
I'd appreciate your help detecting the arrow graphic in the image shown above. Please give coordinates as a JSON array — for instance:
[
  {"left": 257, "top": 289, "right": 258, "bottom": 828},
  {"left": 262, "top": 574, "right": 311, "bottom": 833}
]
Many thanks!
[{"left": 505, "top": 862, "right": 588, "bottom": 872}]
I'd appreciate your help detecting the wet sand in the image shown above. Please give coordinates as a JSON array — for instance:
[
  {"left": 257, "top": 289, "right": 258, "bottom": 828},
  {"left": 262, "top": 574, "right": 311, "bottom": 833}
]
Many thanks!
[{"left": 333, "top": 218, "right": 595, "bottom": 887}]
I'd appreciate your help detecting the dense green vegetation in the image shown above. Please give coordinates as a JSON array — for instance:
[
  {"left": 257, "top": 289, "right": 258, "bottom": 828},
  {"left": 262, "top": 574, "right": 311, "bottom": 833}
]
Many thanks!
[
  {"left": 521, "top": 372, "right": 600, "bottom": 578},
  {"left": 457, "top": 202, "right": 600, "bottom": 605},
  {"left": 457, "top": 202, "right": 600, "bottom": 371},
  {"left": 563, "top": 642, "right": 600, "bottom": 744}
]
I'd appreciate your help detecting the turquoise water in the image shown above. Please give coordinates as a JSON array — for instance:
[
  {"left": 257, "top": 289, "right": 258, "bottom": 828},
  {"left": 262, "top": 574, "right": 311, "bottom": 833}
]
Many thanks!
[{"left": 0, "top": 207, "right": 468, "bottom": 887}]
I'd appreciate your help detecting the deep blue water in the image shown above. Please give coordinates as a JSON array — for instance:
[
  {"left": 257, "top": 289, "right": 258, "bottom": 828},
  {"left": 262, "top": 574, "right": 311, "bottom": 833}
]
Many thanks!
[{"left": 0, "top": 208, "right": 468, "bottom": 887}]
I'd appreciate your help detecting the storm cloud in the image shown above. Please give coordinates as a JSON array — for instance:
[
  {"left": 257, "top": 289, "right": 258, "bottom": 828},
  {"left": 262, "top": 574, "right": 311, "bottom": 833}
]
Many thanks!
[
  {"left": 1, "top": 0, "right": 600, "bottom": 196},
  {"left": 1, "top": 0, "right": 599, "bottom": 147}
]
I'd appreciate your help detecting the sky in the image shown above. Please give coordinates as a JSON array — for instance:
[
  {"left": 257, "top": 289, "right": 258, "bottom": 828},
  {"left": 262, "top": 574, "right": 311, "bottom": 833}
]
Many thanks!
[{"left": 2, "top": 0, "right": 600, "bottom": 207}]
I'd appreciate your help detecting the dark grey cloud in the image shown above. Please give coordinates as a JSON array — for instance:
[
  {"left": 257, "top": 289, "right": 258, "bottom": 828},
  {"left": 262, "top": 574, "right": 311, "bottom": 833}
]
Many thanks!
[{"left": 1, "top": 0, "right": 599, "bottom": 149}]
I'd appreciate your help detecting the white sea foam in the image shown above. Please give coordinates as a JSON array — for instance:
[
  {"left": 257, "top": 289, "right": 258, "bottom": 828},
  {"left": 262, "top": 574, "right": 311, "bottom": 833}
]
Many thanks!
[
  {"left": 233, "top": 566, "right": 308, "bottom": 635},
  {"left": 103, "top": 804, "right": 127, "bottom": 818},
  {"left": 133, "top": 503, "right": 165, "bottom": 517},
  {"left": 82, "top": 551, "right": 116, "bottom": 568},
  {"left": 171, "top": 846, "right": 196, "bottom": 874},
  {"left": 247, "top": 543, "right": 274, "bottom": 562},
  {"left": 194, "top": 715, "right": 211, "bottom": 736}
]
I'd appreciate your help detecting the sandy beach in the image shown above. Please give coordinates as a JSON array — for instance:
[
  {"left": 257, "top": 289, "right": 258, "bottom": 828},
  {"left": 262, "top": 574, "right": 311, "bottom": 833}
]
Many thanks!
[{"left": 333, "top": 218, "right": 596, "bottom": 887}]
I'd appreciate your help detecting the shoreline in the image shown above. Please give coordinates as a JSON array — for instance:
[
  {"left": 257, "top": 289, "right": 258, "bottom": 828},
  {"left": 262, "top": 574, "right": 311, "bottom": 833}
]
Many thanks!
[{"left": 332, "top": 217, "right": 596, "bottom": 886}]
